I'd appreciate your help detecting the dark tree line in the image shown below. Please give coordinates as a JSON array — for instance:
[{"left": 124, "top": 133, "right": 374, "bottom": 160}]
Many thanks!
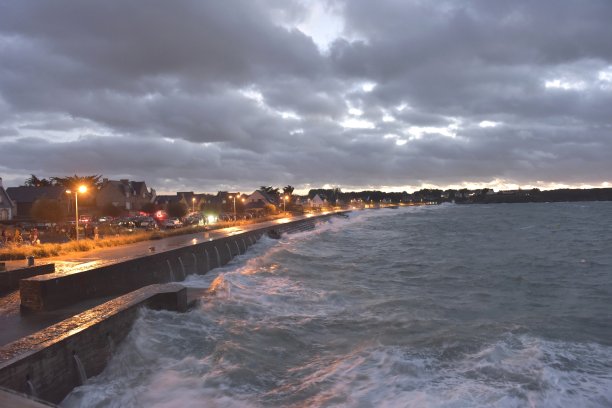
[{"left": 23, "top": 174, "right": 103, "bottom": 191}]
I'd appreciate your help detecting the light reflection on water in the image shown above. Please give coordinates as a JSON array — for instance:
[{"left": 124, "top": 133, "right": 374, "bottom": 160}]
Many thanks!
[{"left": 63, "top": 203, "right": 612, "bottom": 407}]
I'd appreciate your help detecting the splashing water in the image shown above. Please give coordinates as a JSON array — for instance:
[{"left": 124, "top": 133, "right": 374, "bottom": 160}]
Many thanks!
[
  {"left": 62, "top": 203, "right": 612, "bottom": 407},
  {"left": 166, "top": 260, "right": 175, "bottom": 282},
  {"left": 72, "top": 354, "right": 87, "bottom": 386},
  {"left": 178, "top": 257, "right": 186, "bottom": 280}
]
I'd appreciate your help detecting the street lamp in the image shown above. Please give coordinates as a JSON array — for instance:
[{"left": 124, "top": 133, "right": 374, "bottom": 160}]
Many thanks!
[
  {"left": 229, "top": 195, "right": 236, "bottom": 219},
  {"left": 283, "top": 195, "right": 289, "bottom": 213},
  {"left": 192, "top": 197, "right": 196, "bottom": 213},
  {"left": 66, "top": 185, "right": 87, "bottom": 241}
]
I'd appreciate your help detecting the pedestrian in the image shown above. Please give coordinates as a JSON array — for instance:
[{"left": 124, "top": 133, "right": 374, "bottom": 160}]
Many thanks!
[
  {"left": 30, "top": 227, "right": 39, "bottom": 245},
  {"left": 14, "top": 228, "right": 22, "bottom": 245}
]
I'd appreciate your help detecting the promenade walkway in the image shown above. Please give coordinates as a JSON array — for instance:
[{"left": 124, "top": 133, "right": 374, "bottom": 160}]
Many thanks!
[
  {"left": 2, "top": 214, "right": 306, "bottom": 273},
  {"left": 0, "top": 212, "right": 330, "bottom": 346}
]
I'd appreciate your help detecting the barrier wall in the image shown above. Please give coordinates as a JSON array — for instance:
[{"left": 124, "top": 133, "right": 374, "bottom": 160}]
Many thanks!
[
  {"left": 0, "top": 283, "right": 187, "bottom": 404},
  {"left": 0, "top": 387, "right": 56, "bottom": 407},
  {"left": 20, "top": 215, "right": 331, "bottom": 311},
  {"left": 0, "top": 213, "right": 344, "bottom": 405},
  {"left": 0, "top": 264, "right": 55, "bottom": 294}
]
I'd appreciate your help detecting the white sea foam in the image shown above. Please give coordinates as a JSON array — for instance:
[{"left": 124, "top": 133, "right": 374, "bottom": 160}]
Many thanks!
[
  {"left": 65, "top": 328, "right": 612, "bottom": 407},
  {"left": 262, "top": 335, "right": 612, "bottom": 408},
  {"left": 62, "top": 203, "right": 612, "bottom": 407}
]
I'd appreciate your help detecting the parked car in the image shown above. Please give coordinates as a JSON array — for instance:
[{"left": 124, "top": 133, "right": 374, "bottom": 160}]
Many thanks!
[
  {"left": 219, "top": 213, "right": 235, "bottom": 222},
  {"left": 117, "top": 220, "right": 136, "bottom": 231},
  {"left": 183, "top": 214, "right": 203, "bottom": 226},
  {"left": 162, "top": 218, "right": 183, "bottom": 229},
  {"left": 134, "top": 216, "right": 158, "bottom": 230}
]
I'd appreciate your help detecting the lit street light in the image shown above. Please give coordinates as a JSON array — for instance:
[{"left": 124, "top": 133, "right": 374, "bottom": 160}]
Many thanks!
[
  {"left": 283, "top": 195, "right": 289, "bottom": 213},
  {"left": 229, "top": 195, "right": 237, "bottom": 220},
  {"left": 192, "top": 197, "right": 196, "bottom": 213},
  {"left": 66, "top": 185, "right": 87, "bottom": 241}
]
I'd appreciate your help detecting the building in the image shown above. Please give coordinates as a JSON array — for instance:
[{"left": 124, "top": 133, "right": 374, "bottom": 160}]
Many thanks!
[
  {"left": 154, "top": 194, "right": 181, "bottom": 207},
  {"left": 310, "top": 194, "right": 326, "bottom": 208},
  {"left": 96, "top": 179, "right": 156, "bottom": 211},
  {"left": 5, "top": 185, "right": 68, "bottom": 220},
  {"left": 155, "top": 192, "right": 231, "bottom": 214},
  {"left": 245, "top": 190, "right": 276, "bottom": 209},
  {"left": 0, "top": 178, "right": 16, "bottom": 221}
]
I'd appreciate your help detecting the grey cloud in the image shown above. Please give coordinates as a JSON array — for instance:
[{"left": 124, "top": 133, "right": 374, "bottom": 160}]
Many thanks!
[
  {"left": 0, "top": 0, "right": 611, "bottom": 192},
  {"left": 0, "top": 1, "right": 322, "bottom": 83}
]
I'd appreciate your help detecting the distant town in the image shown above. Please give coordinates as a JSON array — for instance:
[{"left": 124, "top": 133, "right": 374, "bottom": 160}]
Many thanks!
[{"left": 1, "top": 174, "right": 612, "bottom": 226}]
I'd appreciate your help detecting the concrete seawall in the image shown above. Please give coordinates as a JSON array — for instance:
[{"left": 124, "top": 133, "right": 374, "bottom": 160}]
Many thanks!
[
  {"left": 19, "top": 214, "right": 332, "bottom": 311},
  {"left": 0, "top": 213, "right": 342, "bottom": 405},
  {"left": 0, "top": 212, "right": 347, "bottom": 405},
  {"left": 0, "top": 283, "right": 187, "bottom": 405},
  {"left": 0, "top": 264, "right": 55, "bottom": 294}
]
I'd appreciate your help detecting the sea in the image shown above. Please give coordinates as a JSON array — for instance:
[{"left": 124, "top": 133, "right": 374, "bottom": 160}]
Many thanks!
[{"left": 62, "top": 202, "right": 612, "bottom": 407}]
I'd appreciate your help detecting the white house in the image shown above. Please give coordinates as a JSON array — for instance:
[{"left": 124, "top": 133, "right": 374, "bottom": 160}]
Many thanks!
[
  {"left": 311, "top": 194, "right": 326, "bottom": 208},
  {"left": 0, "top": 177, "right": 15, "bottom": 221},
  {"left": 246, "top": 190, "right": 276, "bottom": 208}
]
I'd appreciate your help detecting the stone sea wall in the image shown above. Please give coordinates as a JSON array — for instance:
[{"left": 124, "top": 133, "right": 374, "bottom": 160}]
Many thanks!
[
  {"left": 20, "top": 215, "right": 327, "bottom": 311},
  {"left": 0, "top": 283, "right": 187, "bottom": 405},
  {"left": 0, "top": 264, "right": 55, "bottom": 294},
  {"left": 0, "top": 213, "right": 340, "bottom": 405}
]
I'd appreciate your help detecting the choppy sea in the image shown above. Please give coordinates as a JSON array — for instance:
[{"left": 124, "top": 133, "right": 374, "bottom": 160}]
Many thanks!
[{"left": 63, "top": 202, "right": 612, "bottom": 407}]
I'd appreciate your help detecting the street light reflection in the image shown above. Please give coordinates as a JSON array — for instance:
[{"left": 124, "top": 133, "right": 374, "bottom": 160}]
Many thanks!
[{"left": 225, "top": 227, "right": 243, "bottom": 235}]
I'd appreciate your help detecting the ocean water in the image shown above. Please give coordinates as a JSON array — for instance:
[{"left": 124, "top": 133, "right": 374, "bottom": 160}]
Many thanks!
[{"left": 62, "top": 203, "right": 612, "bottom": 407}]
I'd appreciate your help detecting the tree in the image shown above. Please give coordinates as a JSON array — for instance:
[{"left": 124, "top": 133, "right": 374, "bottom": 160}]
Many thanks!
[
  {"left": 24, "top": 174, "right": 53, "bottom": 187},
  {"left": 141, "top": 202, "right": 157, "bottom": 214},
  {"left": 30, "top": 198, "right": 65, "bottom": 223},
  {"left": 283, "top": 185, "right": 294, "bottom": 196},
  {"left": 51, "top": 174, "right": 103, "bottom": 191},
  {"left": 260, "top": 186, "right": 279, "bottom": 195},
  {"left": 51, "top": 175, "right": 102, "bottom": 207},
  {"left": 167, "top": 202, "right": 187, "bottom": 218},
  {"left": 101, "top": 203, "right": 122, "bottom": 217}
]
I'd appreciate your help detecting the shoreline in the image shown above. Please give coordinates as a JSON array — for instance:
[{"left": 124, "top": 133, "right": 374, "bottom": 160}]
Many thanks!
[{"left": 0, "top": 210, "right": 351, "bottom": 405}]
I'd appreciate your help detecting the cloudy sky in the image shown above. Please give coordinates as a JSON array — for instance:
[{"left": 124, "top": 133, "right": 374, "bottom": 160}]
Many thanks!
[{"left": 1, "top": 0, "right": 611, "bottom": 194}]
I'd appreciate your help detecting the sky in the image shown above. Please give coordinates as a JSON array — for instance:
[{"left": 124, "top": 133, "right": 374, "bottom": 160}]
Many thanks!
[{"left": 0, "top": 0, "right": 611, "bottom": 194}]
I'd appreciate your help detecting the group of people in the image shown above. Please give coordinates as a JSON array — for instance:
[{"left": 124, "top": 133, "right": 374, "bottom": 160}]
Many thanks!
[
  {"left": 68, "top": 224, "right": 99, "bottom": 240},
  {"left": 1, "top": 224, "right": 103, "bottom": 247},
  {"left": 0, "top": 227, "right": 39, "bottom": 246}
]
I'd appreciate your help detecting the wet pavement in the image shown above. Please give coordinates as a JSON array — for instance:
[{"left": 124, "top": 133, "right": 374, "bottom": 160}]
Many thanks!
[
  {"left": 0, "top": 291, "right": 114, "bottom": 346},
  {"left": 0, "top": 213, "right": 336, "bottom": 346},
  {"left": 2, "top": 215, "right": 311, "bottom": 274}
]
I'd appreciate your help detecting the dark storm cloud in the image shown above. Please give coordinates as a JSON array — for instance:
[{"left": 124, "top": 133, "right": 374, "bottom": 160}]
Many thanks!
[{"left": 0, "top": 0, "right": 611, "bottom": 192}]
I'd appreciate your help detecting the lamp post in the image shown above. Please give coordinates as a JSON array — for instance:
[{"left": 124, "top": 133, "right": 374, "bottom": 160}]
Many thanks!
[
  {"left": 192, "top": 197, "right": 196, "bottom": 213},
  {"left": 66, "top": 185, "right": 87, "bottom": 241},
  {"left": 229, "top": 195, "right": 236, "bottom": 219},
  {"left": 283, "top": 195, "right": 289, "bottom": 213}
]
